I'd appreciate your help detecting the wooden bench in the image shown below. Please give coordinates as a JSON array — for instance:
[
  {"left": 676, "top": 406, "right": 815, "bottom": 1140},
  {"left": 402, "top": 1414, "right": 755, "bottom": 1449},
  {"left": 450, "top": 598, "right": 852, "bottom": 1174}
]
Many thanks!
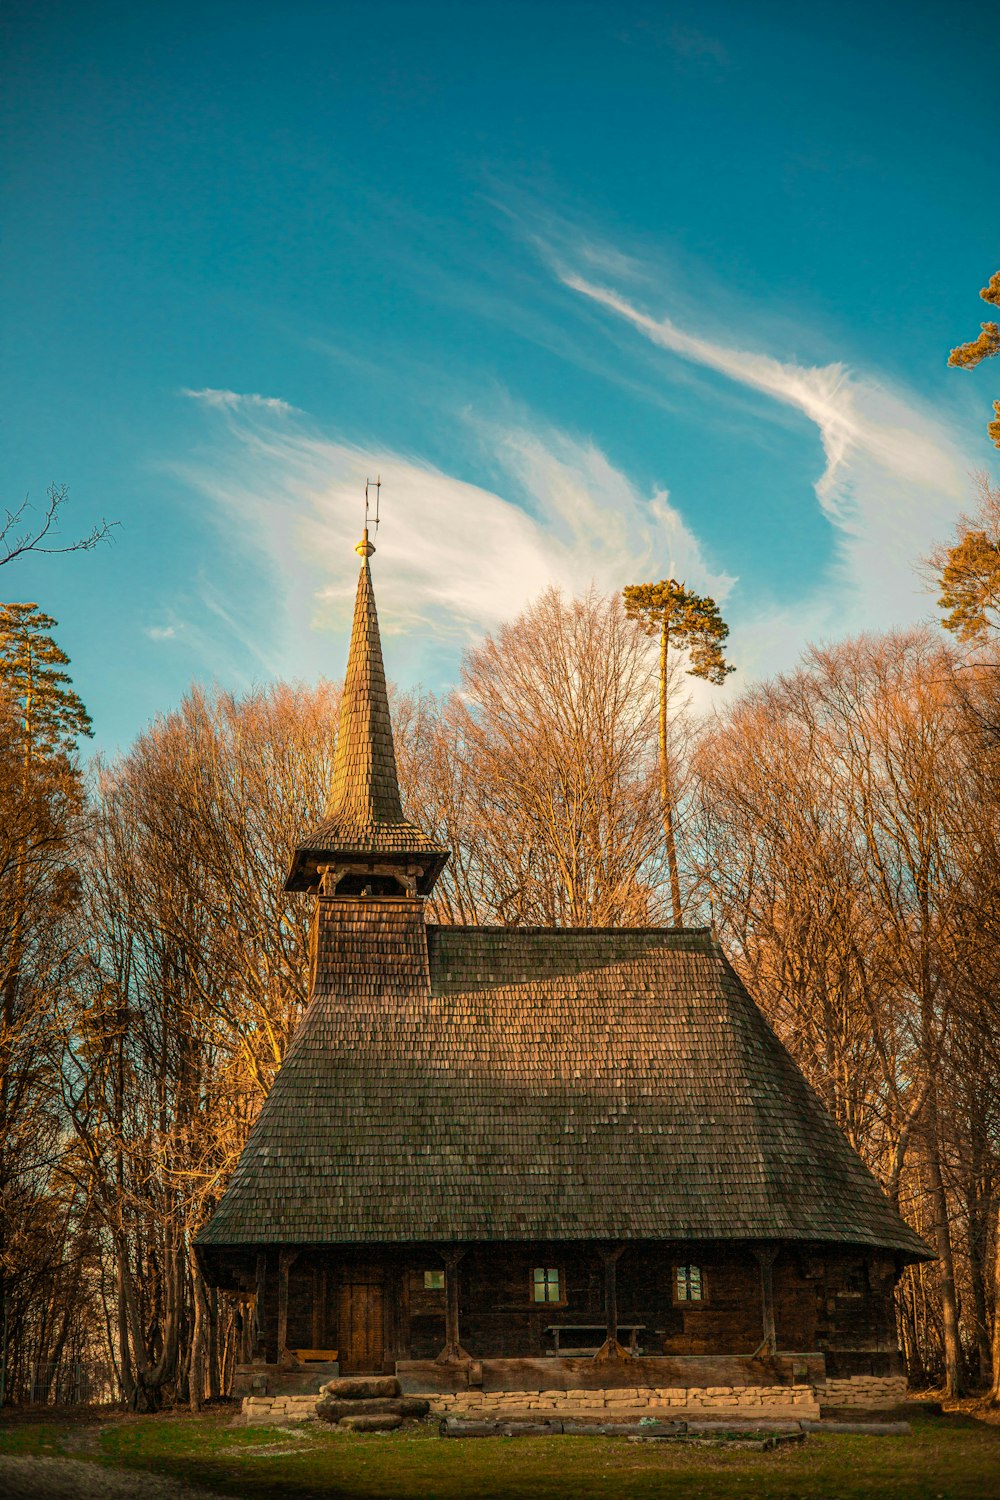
[
  {"left": 545, "top": 1325, "right": 644, "bottom": 1356},
  {"left": 289, "top": 1348, "right": 339, "bottom": 1363}
]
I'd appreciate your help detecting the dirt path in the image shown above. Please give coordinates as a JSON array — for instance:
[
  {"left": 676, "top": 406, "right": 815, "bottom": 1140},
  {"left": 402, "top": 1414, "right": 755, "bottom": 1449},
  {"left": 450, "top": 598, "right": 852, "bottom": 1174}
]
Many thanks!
[{"left": 0, "top": 1455, "right": 225, "bottom": 1500}]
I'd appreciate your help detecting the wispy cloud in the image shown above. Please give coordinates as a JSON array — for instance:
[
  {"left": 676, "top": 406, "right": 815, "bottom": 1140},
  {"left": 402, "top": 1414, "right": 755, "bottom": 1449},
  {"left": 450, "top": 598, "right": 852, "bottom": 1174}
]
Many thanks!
[
  {"left": 171, "top": 396, "right": 731, "bottom": 690},
  {"left": 170, "top": 224, "right": 980, "bottom": 701},
  {"left": 557, "top": 270, "right": 972, "bottom": 640},
  {"left": 562, "top": 277, "right": 960, "bottom": 512},
  {"left": 181, "top": 387, "right": 298, "bottom": 416},
  {"left": 145, "top": 624, "right": 176, "bottom": 641}
]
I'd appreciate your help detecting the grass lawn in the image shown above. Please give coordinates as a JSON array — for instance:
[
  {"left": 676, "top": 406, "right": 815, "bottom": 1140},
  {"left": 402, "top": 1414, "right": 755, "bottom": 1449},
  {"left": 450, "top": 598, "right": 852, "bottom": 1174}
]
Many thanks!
[{"left": 1, "top": 1405, "right": 999, "bottom": 1499}]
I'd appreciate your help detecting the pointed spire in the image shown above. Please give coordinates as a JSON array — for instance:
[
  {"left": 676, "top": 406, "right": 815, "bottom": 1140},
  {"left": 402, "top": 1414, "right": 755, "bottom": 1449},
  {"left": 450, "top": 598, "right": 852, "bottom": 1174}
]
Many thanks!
[
  {"left": 284, "top": 532, "right": 449, "bottom": 896},
  {"left": 325, "top": 547, "right": 404, "bottom": 826}
]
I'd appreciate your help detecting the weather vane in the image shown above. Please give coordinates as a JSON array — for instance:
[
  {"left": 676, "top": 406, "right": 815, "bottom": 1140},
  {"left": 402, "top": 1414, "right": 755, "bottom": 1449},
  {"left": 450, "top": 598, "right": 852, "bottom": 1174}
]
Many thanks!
[
  {"left": 357, "top": 475, "right": 381, "bottom": 558},
  {"left": 365, "top": 476, "right": 381, "bottom": 535}
]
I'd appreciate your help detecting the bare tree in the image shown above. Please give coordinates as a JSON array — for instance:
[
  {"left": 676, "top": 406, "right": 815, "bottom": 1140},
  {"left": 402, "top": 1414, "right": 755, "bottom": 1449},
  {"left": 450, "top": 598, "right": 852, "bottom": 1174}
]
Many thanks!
[
  {"left": 694, "top": 630, "right": 999, "bottom": 1398},
  {"left": 67, "top": 681, "right": 340, "bottom": 1408},
  {"left": 421, "top": 587, "right": 670, "bottom": 926},
  {"left": 1, "top": 485, "right": 116, "bottom": 568}
]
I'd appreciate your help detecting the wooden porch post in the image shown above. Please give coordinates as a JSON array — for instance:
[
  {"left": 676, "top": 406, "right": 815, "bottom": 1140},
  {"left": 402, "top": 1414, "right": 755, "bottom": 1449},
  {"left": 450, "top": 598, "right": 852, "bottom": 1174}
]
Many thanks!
[
  {"left": 753, "top": 1245, "right": 778, "bottom": 1355},
  {"left": 253, "top": 1252, "right": 266, "bottom": 1359},
  {"left": 436, "top": 1248, "right": 471, "bottom": 1364},
  {"left": 277, "top": 1249, "right": 299, "bottom": 1365},
  {"left": 594, "top": 1244, "right": 628, "bottom": 1360},
  {"left": 311, "top": 1264, "right": 327, "bottom": 1350}
]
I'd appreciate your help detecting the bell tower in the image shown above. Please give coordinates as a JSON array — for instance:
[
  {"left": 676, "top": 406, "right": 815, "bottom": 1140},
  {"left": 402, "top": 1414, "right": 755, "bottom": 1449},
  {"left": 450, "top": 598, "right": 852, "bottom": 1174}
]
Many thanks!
[{"left": 283, "top": 528, "right": 448, "bottom": 899}]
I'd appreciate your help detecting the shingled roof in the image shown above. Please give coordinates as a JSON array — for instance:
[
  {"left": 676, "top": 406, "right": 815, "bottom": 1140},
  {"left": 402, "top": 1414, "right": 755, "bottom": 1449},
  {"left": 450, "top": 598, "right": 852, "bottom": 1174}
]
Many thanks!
[
  {"left": 198, "top": 914, "right": 929, "bottom": 1260},
  {"left": 199, "top": 534, "right": 929, "bottom": 1269},
  {"left": 284, "top": 540, "right": 448, "bottom": 893}
]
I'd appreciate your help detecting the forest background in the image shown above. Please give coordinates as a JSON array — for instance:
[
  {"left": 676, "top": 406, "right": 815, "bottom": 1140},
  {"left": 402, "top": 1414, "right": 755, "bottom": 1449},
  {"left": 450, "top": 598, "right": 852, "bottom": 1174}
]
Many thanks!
[{"left": 1, "top": 472, "right": 999, "bottom": 1419}]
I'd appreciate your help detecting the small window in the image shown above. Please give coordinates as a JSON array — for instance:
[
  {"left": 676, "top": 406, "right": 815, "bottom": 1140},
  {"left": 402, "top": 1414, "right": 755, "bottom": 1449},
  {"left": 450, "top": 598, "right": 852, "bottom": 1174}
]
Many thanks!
[
  {"left": 532, "top": 1267, "right": 562, "bottom": 1303},
  {"left": 675, "top": 1264, "right": 704, "bottom": 1302},
  {"left": 423, "top": 1270, "right": 445, "bottom": 1291}
]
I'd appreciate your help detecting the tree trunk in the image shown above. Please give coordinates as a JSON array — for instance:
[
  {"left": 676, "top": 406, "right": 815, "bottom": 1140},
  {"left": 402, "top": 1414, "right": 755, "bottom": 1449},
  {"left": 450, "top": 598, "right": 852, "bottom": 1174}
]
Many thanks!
[
  {"left": 990, "top": 1194, "right": 1000, "bottom": 1406},
  {"left": 967, "top": 1187, "right": 993, "bottom": 1386},
  {"left": 43, "top": 1305, "right": 72, "bottom": 1403},
  {"left": 924, "top": 1099, "right": 963, "bottom": 1398},
  {"left": 115, "top": 1223, "right": 182, "bottom": 1412},
  {"left": 188, "top": 1245, "right": 209, "bottom": 1412},
  {"left": 659, "top": 621, "right": 682, "bottom": 925},
  {"left": 116, "top": 1257, "right": 135, "bottom": 1407},
  {"left": 208, "top": 1283, "right": 221, "bottom": 1400}
]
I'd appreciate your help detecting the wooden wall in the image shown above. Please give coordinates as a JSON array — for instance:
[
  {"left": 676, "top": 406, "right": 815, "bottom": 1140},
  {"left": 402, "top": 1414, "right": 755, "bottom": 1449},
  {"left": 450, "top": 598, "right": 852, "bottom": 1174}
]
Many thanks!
[{"left": 247, "top": 1240, "right": 901, "bottom": 1368}]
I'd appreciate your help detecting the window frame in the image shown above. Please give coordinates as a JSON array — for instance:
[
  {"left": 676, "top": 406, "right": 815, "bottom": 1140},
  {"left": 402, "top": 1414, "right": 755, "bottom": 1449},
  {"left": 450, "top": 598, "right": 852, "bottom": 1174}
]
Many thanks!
[
  {"left": 530, "top": 1265, "right": 566, "bottom": 1307},
  {"left": 422, "top": 1269, "right": 446, "bottom": 1292},
  {"left": 672, "top": 1262, "right": 708, "bottom": 1306}
]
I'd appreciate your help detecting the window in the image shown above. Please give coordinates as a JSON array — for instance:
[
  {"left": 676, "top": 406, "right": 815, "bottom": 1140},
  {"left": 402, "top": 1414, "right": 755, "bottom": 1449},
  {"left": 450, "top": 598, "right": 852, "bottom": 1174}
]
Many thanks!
[
  {"left": 423, "top": 1270, "right": 445, "bottom": 1291},
  {"left": 674, "top": 1264, "right": 704, "bottom": 1302},
  {"left": 532, "top": 1267, "right": 562, "bottom": 1303}
]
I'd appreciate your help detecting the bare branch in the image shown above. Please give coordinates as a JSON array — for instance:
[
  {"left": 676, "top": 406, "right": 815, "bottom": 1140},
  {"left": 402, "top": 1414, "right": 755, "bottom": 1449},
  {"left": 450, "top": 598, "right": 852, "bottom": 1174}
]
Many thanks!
[{"left": 1, "top": 483, "right": 118, "bottom": 567}]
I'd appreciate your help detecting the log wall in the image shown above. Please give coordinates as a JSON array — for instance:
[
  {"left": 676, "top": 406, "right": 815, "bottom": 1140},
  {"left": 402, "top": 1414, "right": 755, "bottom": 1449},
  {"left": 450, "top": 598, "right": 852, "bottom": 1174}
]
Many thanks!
[{"left": 243, "top": 1240, "right": 900, "bottom": 1369}]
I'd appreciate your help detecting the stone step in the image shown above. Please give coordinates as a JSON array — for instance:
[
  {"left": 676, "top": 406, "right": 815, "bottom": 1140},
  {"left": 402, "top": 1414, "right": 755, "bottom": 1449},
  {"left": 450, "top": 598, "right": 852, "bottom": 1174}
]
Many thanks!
[
  {"left": 443, "top": 1402, "right": 820, "bottom": 1422},
  {"left": 317, "top": 1397, "right": 430, "bottom": 1423},
  {"left": 340, "top": 1413, "right": 402, "bottom": 1432},
  {"left": 441, "top": 1416, "right": 809, "bottom": 1440},
  {"left": 319, "top": 1376, "right": 401, "bottom": 1400}
]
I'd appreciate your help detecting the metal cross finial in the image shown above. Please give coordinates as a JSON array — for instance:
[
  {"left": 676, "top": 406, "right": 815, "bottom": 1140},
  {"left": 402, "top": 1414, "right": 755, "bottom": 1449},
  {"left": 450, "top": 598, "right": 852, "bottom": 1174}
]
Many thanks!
[
  {"left": 365, "top": 475, "right": 381, "bottom": 535},
  {"left": 357, "top": 475, "right": 381, "bottom": 558}
]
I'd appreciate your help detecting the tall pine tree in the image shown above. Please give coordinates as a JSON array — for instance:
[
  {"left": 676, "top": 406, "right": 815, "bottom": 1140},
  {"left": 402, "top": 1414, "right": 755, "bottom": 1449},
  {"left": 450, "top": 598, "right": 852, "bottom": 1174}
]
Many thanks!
[
  {"left": 0, "top": 604, "right": 91, "bottom": 1407},
  {"left": 623, "top": 579, "right": 733, "bottom": 925}
]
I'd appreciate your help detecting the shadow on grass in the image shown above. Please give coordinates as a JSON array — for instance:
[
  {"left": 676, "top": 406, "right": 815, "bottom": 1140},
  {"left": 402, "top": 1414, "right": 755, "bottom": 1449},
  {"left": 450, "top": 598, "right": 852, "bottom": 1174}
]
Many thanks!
[
  {"left": 4, "top": 1409, "right": 1000, "bottom": 1500},
  {"left": 92, "top": 1412, "right": 1000, "bottom": 1500}
]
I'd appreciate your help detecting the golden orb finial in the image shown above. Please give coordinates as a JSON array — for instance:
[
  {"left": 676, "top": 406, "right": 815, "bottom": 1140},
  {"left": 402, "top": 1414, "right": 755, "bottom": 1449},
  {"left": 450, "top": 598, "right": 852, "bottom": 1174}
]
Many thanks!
[{"left": 356, "top": 527, "right": 376, "bottom": 558}]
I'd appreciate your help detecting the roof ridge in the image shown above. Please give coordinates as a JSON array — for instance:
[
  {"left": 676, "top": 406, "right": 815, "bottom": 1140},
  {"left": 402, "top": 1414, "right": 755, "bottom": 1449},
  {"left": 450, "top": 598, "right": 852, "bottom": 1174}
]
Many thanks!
[{"left": 425, "top": 924, "right": 716, "bottom": 937}]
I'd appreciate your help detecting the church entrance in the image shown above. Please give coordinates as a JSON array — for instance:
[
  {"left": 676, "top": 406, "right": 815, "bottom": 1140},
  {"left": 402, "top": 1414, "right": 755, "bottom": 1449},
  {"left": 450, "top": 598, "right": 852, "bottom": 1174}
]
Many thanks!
[{"left": 338, "top": 1268, "right": 385, "bottom": 1373}]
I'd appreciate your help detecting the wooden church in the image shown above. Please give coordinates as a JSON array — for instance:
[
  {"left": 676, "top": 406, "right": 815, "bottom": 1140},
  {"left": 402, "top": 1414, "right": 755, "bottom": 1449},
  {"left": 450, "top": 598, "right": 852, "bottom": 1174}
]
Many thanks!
[{"left": 197, "top": 530, "right": 929, "bottom": 1399}]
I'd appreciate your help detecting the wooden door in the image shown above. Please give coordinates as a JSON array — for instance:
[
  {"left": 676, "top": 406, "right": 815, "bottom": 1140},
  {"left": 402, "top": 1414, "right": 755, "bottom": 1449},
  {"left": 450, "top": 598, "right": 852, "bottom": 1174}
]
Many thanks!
[{"left": 338, "top": 1276, "right": 385, "bottom": 1373}]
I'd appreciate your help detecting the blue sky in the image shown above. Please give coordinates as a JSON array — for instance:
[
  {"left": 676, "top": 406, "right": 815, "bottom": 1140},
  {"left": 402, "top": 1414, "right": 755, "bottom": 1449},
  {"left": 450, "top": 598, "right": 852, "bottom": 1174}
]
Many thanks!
[{"left": 3, "top": 0, "right": 997, "bottom": 752}]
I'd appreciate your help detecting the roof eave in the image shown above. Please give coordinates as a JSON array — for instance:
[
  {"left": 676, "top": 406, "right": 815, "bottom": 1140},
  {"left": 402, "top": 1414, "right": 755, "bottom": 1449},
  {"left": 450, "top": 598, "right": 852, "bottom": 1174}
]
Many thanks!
[{"left": 283, "top": 844, "right": 450, "bottom": 894}]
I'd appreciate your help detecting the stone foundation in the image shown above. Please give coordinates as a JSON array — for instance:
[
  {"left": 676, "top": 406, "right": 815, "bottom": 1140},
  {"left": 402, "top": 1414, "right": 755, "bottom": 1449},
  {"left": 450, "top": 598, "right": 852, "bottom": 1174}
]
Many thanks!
[
  {"left": 821, "top": 1375, "right": 908, "bottom": 1409},
  {"left": 241, "top": 1374, "right": 907, "bottom": 1426},
  {"left": 244, "top": 1394, "right": 323, "bottom": 1425},
  {"left": 428, "top": 1385, "right": 820, "bottom": 1419}
]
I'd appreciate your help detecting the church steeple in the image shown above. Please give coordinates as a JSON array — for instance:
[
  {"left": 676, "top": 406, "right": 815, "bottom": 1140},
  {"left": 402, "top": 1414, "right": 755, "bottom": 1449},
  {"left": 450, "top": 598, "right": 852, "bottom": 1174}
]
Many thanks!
[
  {"left": 284, "top": 531, "right": 449, "bottom": 897},
  {"left": 326, "top": 531, "right": 405, "bottom": 828}
]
